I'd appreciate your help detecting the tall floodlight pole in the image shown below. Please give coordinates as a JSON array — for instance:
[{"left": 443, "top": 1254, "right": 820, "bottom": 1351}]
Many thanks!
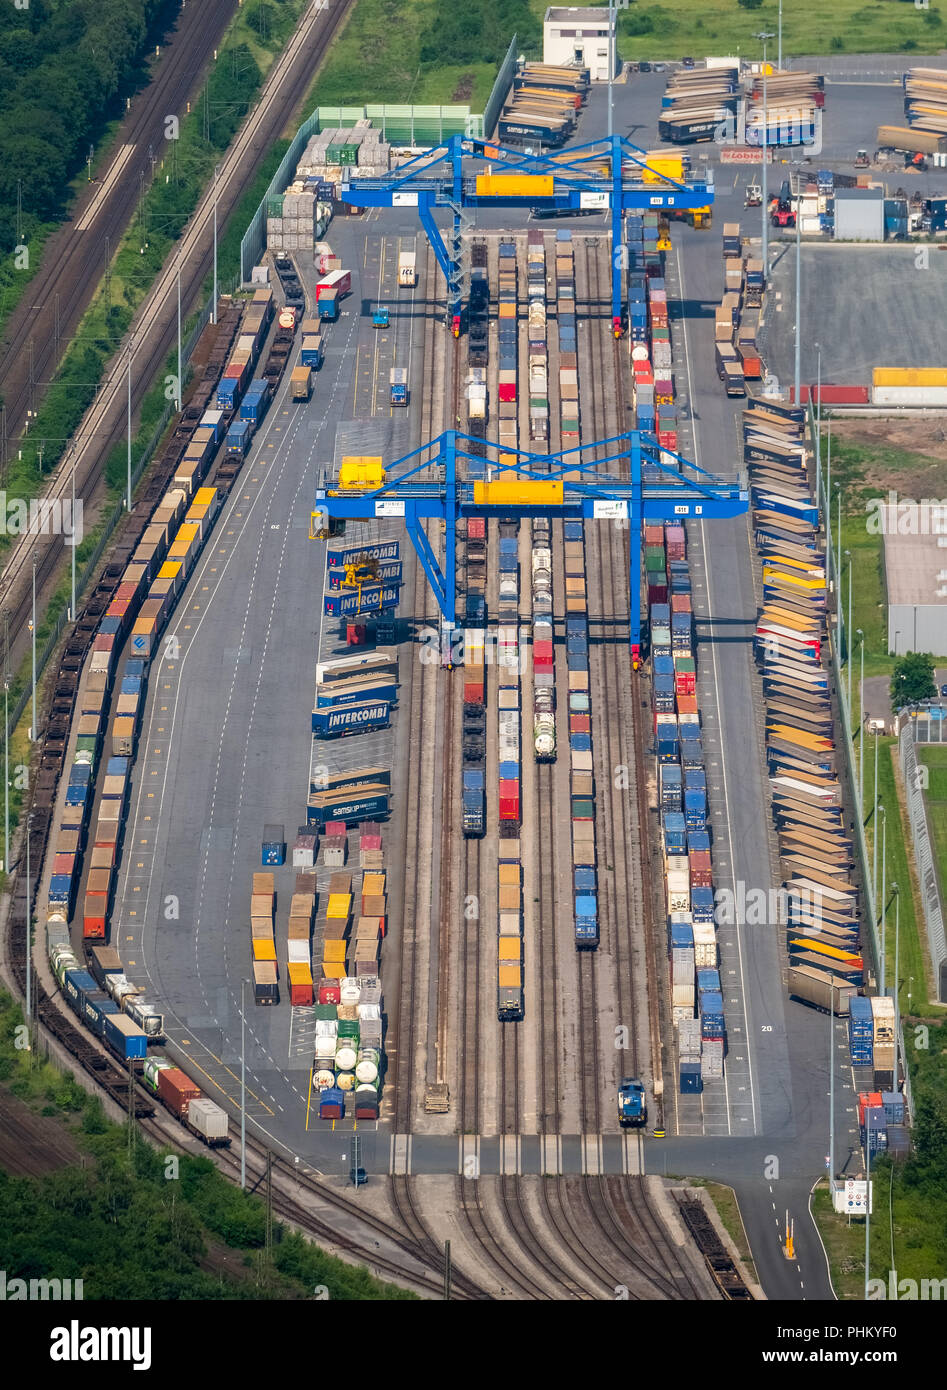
[
  {"left": 69, "top": 444, "right": 76, "bottom": 619},
  {"left": 177, "top": 255, "right": 183, "bottom": 412},
  {"left": 240, "top": 977, "right": 246, "bottom": 1189},
  {"left": 829, "top": 977, "right": 835, "bottom": 1187},
  {"left": 872, "top": 734, "right": 880, "bottom": 887},
  {"left": 892, "top": 885, "right": 901, "bottom": 1037},
  {"left": 880, "top": 808, "right": 888, "bottom": 993},
  {"left": 793, "top": 187, "right": 802, "bottom": 403},
  {"left": 213, "top": 165, "right": 220, "bottom": 325},
  {"left": 865, "top": 1133, "right": 872, "bottom": 1299},
  {"left": 778, "top": 0, "right": 783, "bottom": 69},
  {"left": 836, "top": 485, "right": 843, "bottom": 598},
  {"left": 127, "top": 342, "right": 133, "bottom": 511},
  {"left": 30, "top": 550, "right": 37, "bottom": 742},
  {"left": 846, "top": 552, "right": 853, "bottom": 713},
  {"left": 607, "top": 3, "right": 615, "bottom": 140},
  {"left": 755, "top": 33, "right": 776, "bottom": 266},
  {"left": 857, "top": 629, "right": 865, "bottom": 812},
  {"left": 817, "top": 344, "right": 823, "bottom": 432}
]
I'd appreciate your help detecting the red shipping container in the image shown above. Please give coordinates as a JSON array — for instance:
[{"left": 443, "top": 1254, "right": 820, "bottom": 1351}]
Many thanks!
[
  {"left": 354, "top": 1100, "right": 379, "bottom": 1119},
  {"left": 318, "top": 980, "right": 341, "bottom": 1005},
  {"left": 222, "top": 364, "right": 243, "bottom": 380},
  {"left": 658, "top": 430, "right": 678, "bottom": 451},
  {"left": 644, "top": 525, "right": 664, "bottom": 546},
  {"left": 468, "top": 517, "right": 486, "bottom": 541},
  {"left": 52, "top": 853, "right": 75, "bottom": 877},
  {"left": 676, "top": 694, "right": 699, "bottom": 717},
  {"left": 648, "top": 582, "right": 668, "bottom": 605},
  {"left": 498, "top": 382, "right": 517, "bottom": 403},
  {"left": 671, "top": 593, "right": 692, "bottom": 613},
  {"left": 82, "top": 892, "right": 108, "bottom": 939},
  {"left": 634, "top": 365, "right": 654, "bottom": 384},
  {"left": 93, "top": 633, "right": 116, "bottom": 653},
  {"left": 569, "top": 714, "right": 591, "bottom": 734},
  {"left": 789, "top": 383, "right": 869, "bottom": 406},
  {"left": 324, "top": 820, "right": 346, "bottom": 837},
  {"left": 115, "top": 580, "right": 140, "bottom": 601},
  {"left": 857, "top": 1091, "right": 884, "bottom": 1126},
  {"left": 533, "top": 639, "right": 554, "bottom": 664},
  {"left": 463, "top": 681, "right": 485, "bottom": 705},
  {"left": 691, "top": 869, "right": 713, "bottom": 889},
  {"left": 360, "top": 834, "right": 382, "bottom": 850},
  {"left": 675, "top": 673, "right": 695, "bottom": 695},
  {"left": 157, "top": 1067, "right": 202, "bottom": 1118},
  {"left": 499, "top": 779, "right": 520, "bottom": 821},
  {"left": 289, "top": 979, "right": 313, "bottom": 1007},
  {"left": 689, "top": 850, "right": 712, "bottom": 874},
  {"left": 107, "top": 598, "right": 131, "bottom": 619}
]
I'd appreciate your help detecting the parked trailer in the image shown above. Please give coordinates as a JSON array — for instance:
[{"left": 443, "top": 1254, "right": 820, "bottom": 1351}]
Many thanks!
[
  {"left": 398, "top": 251, "right": 417, "bottom": 287},
  {"left": 291, "top": 366, "right": 312, "bottom": 401},
  {"left": 312, "top": 701, "right": 391, "bottom": 738},
  {"left": 788, "top": 965, "right": 858, "bottom": 1015}
]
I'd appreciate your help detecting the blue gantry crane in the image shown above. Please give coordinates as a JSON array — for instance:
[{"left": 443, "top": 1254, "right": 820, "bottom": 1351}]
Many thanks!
[
  {"left": 311, "top": 432, "right": 747, "bottom": 666},
  {"left": 339, "top": 135, "right": 714, "bottom": 337}
]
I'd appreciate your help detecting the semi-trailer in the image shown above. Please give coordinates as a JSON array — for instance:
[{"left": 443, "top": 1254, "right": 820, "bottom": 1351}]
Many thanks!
[
  {"left": 398, "top": 251, "right": 417, "bottom": 287},
  {"left": 291, "top": 365, "right": 312, "bottom": 401}
]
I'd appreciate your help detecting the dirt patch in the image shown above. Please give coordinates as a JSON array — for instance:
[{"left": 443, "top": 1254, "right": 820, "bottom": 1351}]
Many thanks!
[
  {"left": 830, "top": 416, "right": 947, "bottom": 499},
  {"left": 451, "top": 73, "right": 474, "bottom": 102},
  {"left": 0, "top": 1087, "right": 81, "bottom": 1177}
]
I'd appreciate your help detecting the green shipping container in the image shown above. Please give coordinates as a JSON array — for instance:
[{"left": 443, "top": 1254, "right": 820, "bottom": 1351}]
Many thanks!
[
  {"left": 561, "top": 417, "right": 580, "bottom": 433},
  {"left": 530, "top": 396, "right": 549, "bottom": 410},
  {"left": 571, "top": 797, "right": 595, "bottom": 819},
  {"left": 674, "top": 657, "right": 696, "bottom": 675},
  {"left": 651, "top": 326, "right": 670, "bottom": 342},
  {"left": 266, "top": 195, "right": 284, "bottom": 218},
  {"left": 313, "top": 1004, "right": 338, "bottom": 1020},
  {"left": 645, "top": 554, "right": 666, "bottom": 574}
]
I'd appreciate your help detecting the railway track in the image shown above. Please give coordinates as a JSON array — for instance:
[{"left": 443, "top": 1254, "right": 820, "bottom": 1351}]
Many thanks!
[
  {"left": 0, "top": 0, "right": 240, "bottom": 448},
  {"left": 0, "top": 0, "right": 355, "bottom": 680}
]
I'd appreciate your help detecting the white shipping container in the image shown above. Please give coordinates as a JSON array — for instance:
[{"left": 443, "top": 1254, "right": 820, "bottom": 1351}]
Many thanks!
[
  {"left": 693, "top": 922, "right": 718, "bottom": 968},
  {"left": 672, "top": 1003, "right": 695, "bottom": 1023},
  {"left": 871, "top": 385, "right": 947, "bottom": 406},
  {"left": 188, "top": 1097, "right": 229, "bottom": 1141},
  {"left": 287, "top": 940, "right": 310, "bottom": 964}
]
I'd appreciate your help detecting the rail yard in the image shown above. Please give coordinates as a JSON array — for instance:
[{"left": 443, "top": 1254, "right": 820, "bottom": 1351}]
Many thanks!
[{"left": 6, "top": 38, "right": 944, "bottom": 1315}]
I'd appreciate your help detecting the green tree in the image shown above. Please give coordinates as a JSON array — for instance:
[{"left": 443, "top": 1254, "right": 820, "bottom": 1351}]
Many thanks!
[{"left": 890, "top": 651, "right": 936, "bottom": 707}]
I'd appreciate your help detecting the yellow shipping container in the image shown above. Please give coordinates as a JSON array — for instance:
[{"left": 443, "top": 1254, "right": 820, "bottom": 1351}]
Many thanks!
[
  {"left": 476, "top": 173, "right": 554, "bottom": 197},
  {"left": 641, "top": 153, "right": 685, "bottom": 185},
  {"left": 252, "top": 937, "right": 277, "bottom": 962},
  {"left": 158, "top": 560, "right": 183, "bottom": 582},
  {"left": 327, "top": 893, "right": 352, "bottom": 919},
  {"left": 498, "top": 864, "right": 522, "bottom": 887},
  {"left": 337, "top": 456, "right": 384, "bottom": 490},
  {"left": 253, "top": 872, "right": 275, "bottom": 896},
  {"left": 193, "top": 486, "right": 218, "bottom": 508},
  {"left": 763, "top": 567, "right": 825, "bottom": 592},
  {"left": 172, "top": 522, "right": 200, "bottom": 548},
  {"left": 321, "top": 961, "right": 345, "bottom": 980},
  {"left": 323, "top": 939, "right": 347, "bottom": 962},
  {"left": 498, "top": 301, "right": 516, "bottom": 319},
  {"left": 473, "top": 480, "right": 563, "bottom": 506},
  {"left": 362, "top": 872, "right": 386, "bottom": 897},
  {"left": 873, "top": 367, "right": 947, "bottom": 387},
  {"left": 287, "top": 961, "right": 313, "bottom": 985},
  {"left": 498, "top": 963, "right": 522, "bottom": 987},
  {"left": 498, "top": 936, "right": 522, "bottom": 962}
]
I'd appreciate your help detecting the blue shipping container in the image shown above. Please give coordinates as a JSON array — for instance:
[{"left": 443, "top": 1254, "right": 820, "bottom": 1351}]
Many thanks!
[
  {"left": 314, "top": 680, "right": 398, "bottom": 711},
  {"left": 216, "top": 378, "right": 238, "bottom": 410},
  {"left": 103, "top": 1012, "right": 148, "bottom": 1061},
  {"left": 312, "top": 702, "right": 391, "bottom": 738}
]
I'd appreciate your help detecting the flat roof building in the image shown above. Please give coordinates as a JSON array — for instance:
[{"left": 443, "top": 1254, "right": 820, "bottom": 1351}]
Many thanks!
[
  {"left": 882, "top": 502, "right": 947, "bottom": 656},
  {"left": 543, "top": 6, "right": 617, "bottom": 82}
]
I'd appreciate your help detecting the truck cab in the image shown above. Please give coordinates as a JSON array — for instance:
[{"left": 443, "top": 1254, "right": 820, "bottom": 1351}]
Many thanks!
[{"left": 618, "top": 1078, "right": 647, "bottom": 1127}]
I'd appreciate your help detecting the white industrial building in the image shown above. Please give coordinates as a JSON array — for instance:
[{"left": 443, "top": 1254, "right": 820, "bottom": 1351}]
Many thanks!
[
  {"left": 882, "top": 503, "right": 947, "bottom": 656},
  {"left": 834, "top": 186, "right": 884, "bottom": 242},
  {"left": 543, "top": 6, "right": 618, "bottom": 82}
]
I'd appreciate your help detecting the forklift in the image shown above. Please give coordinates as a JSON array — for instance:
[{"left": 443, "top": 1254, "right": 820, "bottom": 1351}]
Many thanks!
[
  {"left": 854, "top": 148, "right": 870, "bottom": 168},
  {"left": 745, "top": 180, "right": 762, "bottom": 208}
]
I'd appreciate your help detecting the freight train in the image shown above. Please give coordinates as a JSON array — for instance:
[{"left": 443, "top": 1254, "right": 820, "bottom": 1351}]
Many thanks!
[{"left": 37, "top": 274, "right": 300, "bottom": 1140}]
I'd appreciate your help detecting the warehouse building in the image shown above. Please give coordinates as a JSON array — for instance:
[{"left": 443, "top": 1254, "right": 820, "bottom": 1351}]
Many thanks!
[
  {"left": 543, "top": 6, "right": 617, "bottom": 81},
  {"left": 834, "top": 186, "right": 884, "bottom": 242},
  {"left": 882, "top": 503, "right": 947, "bottom": 656}
]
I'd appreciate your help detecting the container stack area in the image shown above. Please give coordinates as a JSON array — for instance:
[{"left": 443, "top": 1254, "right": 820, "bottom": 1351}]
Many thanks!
[{"left": 742, "top": 395, "right": 912, "bottom": 1159}]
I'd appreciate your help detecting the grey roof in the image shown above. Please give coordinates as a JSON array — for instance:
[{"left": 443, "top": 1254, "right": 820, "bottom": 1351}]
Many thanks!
[
  {"left": 834, "top": 186, "right": 884, "bottom": 201},
  {"left": 545, "top": 6, "right": 614, "bottom": 22},
  {"left": 883, "top": 504, "right": 947, "bottom": 607}
]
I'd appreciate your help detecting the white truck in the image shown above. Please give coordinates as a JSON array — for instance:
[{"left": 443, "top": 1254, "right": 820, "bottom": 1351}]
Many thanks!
[{"left": 398, "top": 250, "right": 417, "bottom": 287}]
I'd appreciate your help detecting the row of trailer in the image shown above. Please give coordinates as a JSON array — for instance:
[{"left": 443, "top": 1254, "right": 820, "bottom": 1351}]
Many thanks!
[
  {"left": 629, "top": 217, "right": 722, "bottom": 1092},
  {"left": 42, "top": 283, "right": 301, "bottom": 1140},
  {"left": 744, "top": 394, "right": 909, "bottom": 1152},
  {"left": 497, "top": 61, "right": 589, "bottom": 148},
  {"left": 714, "top": 225, "right": 764, "bottom": 397}
]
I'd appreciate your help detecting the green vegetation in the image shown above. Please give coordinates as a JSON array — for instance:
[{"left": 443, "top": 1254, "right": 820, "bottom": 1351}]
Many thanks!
[
  {"left": 892, "top": 652, "right": 937, "bottom": 708},
  {"left": 528, "top": 0, "right": 947, "bottom": 60},
  {"left": 0, "top": 990, "right": 415, "bottom": 1299},
  {"left": 689, "top": 1180, "right": 759, "bottom": 1285},
  {"left": 0, "top": 0, "right": 175, "bottom": 338},
  {"left": 812, "top": 1020, "right": 947, "bottom": 1297},
  {"left": 302, "top": 0, "right": 539, "bottom": 112}
]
